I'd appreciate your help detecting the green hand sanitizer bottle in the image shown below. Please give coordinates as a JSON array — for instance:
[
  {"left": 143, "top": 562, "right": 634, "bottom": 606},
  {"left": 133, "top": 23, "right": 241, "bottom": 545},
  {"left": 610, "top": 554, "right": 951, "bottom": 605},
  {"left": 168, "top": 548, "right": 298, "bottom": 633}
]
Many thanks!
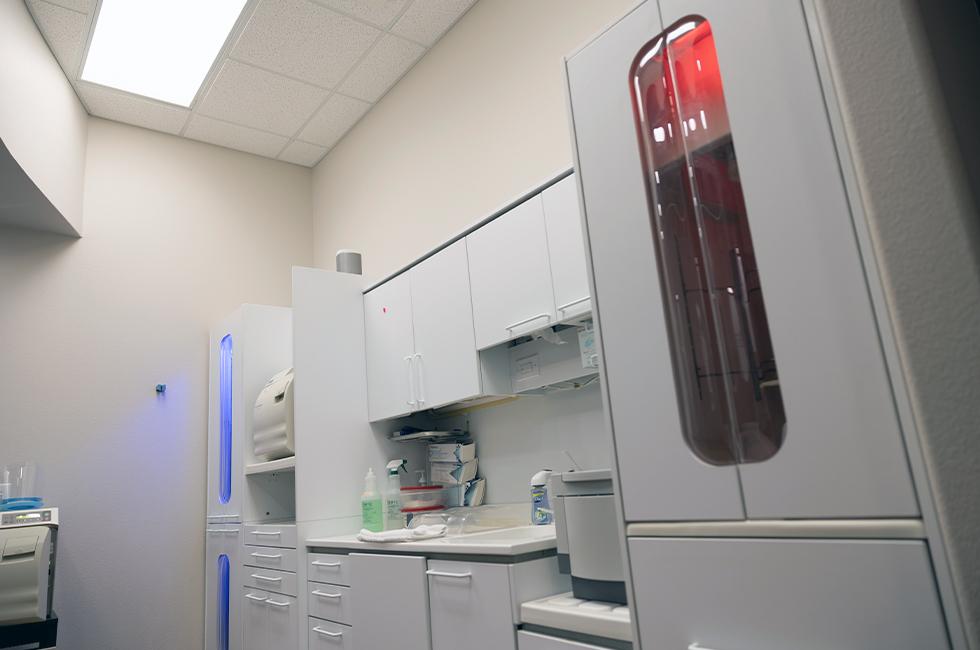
[{"left": 361, "top": 468, "right": 383, "bottom": 532}]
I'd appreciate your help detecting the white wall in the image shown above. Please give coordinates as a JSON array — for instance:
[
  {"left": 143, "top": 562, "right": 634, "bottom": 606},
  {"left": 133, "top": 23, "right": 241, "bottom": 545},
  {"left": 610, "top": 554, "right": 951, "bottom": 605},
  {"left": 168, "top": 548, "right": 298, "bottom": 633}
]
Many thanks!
[
  {"left": 0, "top": 0, "right": 87, "bottom": 235},
  {"left": 311, "top": 0, "right": 636, "bottom": 282},
  {"left": 0, "top": 118, "right": 312, "bottom": 650},
  {"left": 814, "top": 0, "right": 980, "bottom": 645}
]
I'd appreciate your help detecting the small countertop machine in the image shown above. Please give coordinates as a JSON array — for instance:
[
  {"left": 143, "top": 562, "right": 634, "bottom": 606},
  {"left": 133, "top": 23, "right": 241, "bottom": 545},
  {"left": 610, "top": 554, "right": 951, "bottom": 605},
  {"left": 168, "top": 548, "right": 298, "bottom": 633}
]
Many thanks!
[{"left": 0, "top": 507, "right": 59, "bottom": 649}]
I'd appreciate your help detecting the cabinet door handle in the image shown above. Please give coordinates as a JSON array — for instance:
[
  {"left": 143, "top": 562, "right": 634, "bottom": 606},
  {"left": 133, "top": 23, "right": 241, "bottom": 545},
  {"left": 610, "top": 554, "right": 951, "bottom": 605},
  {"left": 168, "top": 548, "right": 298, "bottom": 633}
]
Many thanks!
[
  {"left": 251, "top": 530, "right": 281, "bottom": 536},
  {"left": 505, "top": 312, "right": 552, "bottom": 331},
  {"left": 414, "top": 353, "right": 425, "bottom": 406},
  {"left": 311, "top": 560, "right": 341, "bottom": 568},
  {"left": 404, "top": 355, "right": 418, "bottom": 408},
  {"left": 245, "top": 593, "right": 267, "bottom": 603},
  {"left": 426, "top": 569, "right": 473, "bottom": 579},
  {"left": 557, "top": 296, "right": 591, "bottom": 312},
  {"left": 250, "top": 552, "right": 282, "bottom": 559},
  {"left": 313, "top": 626, "right": 343, "bottom": 638},
  {"left": 266, "top": 599, "right": 290, "bottom": 608},
  {"left": 312, "top": 590, "right": 343, "bottom": 599},
  {"left": 250, "top": 573, "right": 282, "bottom": 583}
]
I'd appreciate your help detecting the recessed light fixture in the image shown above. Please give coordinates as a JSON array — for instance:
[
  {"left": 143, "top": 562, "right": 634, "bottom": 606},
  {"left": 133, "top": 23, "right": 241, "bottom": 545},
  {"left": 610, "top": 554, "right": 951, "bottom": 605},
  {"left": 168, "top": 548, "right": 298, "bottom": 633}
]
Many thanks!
[{"left": 81, "top": 0, "right": 247, "bottom": 107}]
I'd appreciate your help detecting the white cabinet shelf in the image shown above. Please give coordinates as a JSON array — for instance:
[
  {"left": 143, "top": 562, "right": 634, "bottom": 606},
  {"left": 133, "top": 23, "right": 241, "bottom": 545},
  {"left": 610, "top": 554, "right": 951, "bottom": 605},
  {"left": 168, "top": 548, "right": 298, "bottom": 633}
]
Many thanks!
[{"left": 244, "top": 456, "right": 296, "bottom": 476}]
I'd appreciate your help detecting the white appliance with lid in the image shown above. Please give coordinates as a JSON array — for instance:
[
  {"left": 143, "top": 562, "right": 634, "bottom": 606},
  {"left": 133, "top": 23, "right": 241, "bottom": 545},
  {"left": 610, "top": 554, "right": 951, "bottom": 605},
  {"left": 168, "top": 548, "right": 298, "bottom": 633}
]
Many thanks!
[
  {"left": 252, "top": 367, "right": 295, "bottom": 461},
  {"left": 0, "top": 507, "right": 58, "bottom": 626}
]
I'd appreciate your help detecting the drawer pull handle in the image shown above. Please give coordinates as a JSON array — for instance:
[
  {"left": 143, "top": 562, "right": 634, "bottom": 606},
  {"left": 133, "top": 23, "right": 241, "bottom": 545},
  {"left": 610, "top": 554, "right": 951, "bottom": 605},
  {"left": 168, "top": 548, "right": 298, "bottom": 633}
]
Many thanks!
[
  {"left": 313, "top": 626, "right": 343, "bottom": 638},
  {"left": 252, "top": 530, "right": 282, "bottom": 536},
  {"left": 206, "top": 528, "right": 238, "bottom": 534},
  {"left": 266, "top": 599, "right": 290, "bottom": 608},
  {"left": 245, "top": 593, "right": 267, "bottom": 603},
  {"left": 505, "top": 313, "right": 551, "bottom": 331},
  {"left": 312, "top": 560, "right": 342, "bottom": 568},
  {"left": 312, "top": 590, "right": 343, "bottom": 599},
  {"left": 250, "top": 552, "right": 282, "bottom": 559},
  {"left": 250, "top": 573, "right": 283, "bottom": 583},
  {"left": 557, "top": 296, "right": 591, "bottom": 312},
  {"left": 426, "top": 569, "right": 473, "bottom": 579},
  {"left": 689, "top": 645, "right": 719, "bottom": 650}
]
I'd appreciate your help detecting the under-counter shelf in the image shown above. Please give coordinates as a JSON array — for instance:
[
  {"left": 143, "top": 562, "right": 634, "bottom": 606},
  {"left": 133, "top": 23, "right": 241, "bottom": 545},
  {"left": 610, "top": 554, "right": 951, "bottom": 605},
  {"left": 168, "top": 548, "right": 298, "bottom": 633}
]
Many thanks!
[{"left": 244, "top": 456, "right": 295, "bottom": 475}]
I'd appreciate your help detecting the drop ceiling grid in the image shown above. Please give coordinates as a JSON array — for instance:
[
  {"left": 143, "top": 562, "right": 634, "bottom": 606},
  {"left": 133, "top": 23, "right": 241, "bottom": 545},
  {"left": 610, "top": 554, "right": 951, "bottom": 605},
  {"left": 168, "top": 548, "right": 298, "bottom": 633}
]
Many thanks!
[{"left": 25, "top": 0, "right": 478, "bottom": 167}]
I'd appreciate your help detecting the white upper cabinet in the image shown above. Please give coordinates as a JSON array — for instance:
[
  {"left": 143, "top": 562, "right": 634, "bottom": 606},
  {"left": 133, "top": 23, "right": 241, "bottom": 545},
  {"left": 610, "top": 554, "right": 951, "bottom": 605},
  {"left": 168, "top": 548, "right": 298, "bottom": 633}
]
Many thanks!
[
  {"left": 410, "top": 240, "right": 482, "bottom": 410},
  {"left": 566, "top": 0, "right": 918, "bottom": 520},
  {"left": 468, "top": 196, "right": 558, "bottom": 350},
  {"left": 365, "top": 242, "right": 486, "bottom": 421},
  {"left": 543, "top": 175, "right": 592, "bottom": 322},
  {"left": 364, "top": 273, "right": 416, "bottom": 421}
]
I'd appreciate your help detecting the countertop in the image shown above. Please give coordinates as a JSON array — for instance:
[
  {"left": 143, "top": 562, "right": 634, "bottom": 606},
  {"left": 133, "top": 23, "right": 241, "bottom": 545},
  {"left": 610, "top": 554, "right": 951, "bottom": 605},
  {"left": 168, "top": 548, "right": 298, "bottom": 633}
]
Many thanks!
[{"left": 307, "top": 524, "right": 557, "bottom": 557}]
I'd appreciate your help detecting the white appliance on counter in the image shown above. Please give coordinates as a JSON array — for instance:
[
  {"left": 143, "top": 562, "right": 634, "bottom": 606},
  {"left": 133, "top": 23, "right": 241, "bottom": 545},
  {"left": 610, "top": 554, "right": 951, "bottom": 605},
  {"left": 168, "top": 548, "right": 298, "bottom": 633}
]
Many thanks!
[
  {"left": 252, "top": 368, "right": 295, "bottom": 461},
  {"left": 565, "top": 1, "right": 967, "bottom": 648},
  {"left": 0, "top": 507, "right": 58, "bottom": 627}
]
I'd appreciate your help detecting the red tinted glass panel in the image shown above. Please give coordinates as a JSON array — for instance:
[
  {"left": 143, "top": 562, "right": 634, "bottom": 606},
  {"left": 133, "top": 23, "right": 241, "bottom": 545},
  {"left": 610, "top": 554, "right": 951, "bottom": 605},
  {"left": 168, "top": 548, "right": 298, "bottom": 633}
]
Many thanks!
[{"left": 630, "top": 17, "right": 785, "bottom": 465}]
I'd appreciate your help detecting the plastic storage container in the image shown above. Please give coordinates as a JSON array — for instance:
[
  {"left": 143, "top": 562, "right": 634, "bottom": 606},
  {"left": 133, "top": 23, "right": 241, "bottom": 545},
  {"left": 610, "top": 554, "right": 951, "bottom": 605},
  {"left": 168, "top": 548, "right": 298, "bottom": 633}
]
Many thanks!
[
  {"left": 399, "top": 486, "right": 448, "bottom": 511},
  {"left": 1, "top": 461, "right": 40, "bottom": 511}
]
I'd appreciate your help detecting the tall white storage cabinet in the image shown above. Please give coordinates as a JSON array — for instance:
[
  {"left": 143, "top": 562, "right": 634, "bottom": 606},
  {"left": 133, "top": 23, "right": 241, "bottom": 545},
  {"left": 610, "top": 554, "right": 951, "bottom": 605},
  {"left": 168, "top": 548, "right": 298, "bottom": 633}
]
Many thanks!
[
  {"left": 565, "top": 1, "right": 964, "bottom": 648},
  {"left": 206, "top": 305, "right": 293, "bottom": 650}
]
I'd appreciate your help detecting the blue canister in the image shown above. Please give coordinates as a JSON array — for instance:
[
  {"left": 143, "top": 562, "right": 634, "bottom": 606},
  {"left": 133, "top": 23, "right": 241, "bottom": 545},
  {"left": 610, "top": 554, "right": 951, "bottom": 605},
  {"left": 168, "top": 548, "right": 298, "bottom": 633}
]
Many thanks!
[{"left": 530, "top": 469, "right": 553, "bottom": 525}]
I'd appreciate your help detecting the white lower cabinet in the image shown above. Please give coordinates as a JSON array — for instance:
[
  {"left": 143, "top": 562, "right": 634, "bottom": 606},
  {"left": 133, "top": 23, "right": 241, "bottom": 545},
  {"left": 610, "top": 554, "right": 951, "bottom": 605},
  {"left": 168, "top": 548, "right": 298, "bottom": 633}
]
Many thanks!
[
  {"left": 206, "top": 527, "right": 242, "bottom": 650},
  {"left": 242, "top": 588, "right": 298, "bottom": 650},
  {"left": 349, "top": 553, "right": 431, "bottom": 649},
  {"left": 628, "top": 537, "right": 950, "bottom": 650},
  {"left": 517, "top": 631, "right": 614, "bottom": 650},
  {"left": 309, "top": 618, "right": 354, "bottom": 650},
  {"left": 243, "top": 589, "right": 269, "bottom": 650},
  {"left": 428, "top": 557, "right": 568, "bottom": 650}
]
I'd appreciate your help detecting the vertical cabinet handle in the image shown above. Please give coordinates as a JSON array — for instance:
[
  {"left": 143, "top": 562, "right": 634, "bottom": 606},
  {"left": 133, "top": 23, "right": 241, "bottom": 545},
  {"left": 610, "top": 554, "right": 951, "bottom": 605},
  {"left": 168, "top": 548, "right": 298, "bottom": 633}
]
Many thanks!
[
  {"left": 404, "top": 355, "right": 417, "bottom": 408},
  {"left": 414, "top": 353, "right": 425, "bottom": 407}
]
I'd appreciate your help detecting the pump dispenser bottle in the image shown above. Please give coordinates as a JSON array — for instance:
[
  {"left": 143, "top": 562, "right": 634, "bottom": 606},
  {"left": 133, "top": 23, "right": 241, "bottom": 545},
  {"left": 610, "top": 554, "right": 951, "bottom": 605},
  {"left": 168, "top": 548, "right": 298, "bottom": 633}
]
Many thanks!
[{"left": 361, "top": 468, "right": 383, "bottom": 532}]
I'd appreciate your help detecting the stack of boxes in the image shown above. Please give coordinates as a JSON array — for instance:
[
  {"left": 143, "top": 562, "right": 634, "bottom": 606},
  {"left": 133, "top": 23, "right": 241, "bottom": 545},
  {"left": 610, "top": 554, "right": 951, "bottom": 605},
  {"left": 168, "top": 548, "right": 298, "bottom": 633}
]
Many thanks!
[{"left": 428, "top": 440, "right": 485, "bottom": 508}]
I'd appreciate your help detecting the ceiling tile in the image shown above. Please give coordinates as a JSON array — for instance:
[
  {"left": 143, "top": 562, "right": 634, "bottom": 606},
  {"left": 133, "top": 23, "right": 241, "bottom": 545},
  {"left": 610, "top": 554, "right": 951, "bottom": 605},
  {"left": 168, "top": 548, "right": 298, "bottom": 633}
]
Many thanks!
[
  {"left": 184, "top": 115, "right": 290, "bottom": 158},
  {"left": 231, "top": 0, "right": 380, "bottom": 89},
  {"left": 338, "top": 34, "right": 424, "bottom": 103},
  {"left": 40, "top": 0, "right": 95, "bottom": 13},
  {"left": 279, "top": 140, "right": 328, "bottom": 167},
  {"left": 298, "top": 93, "right": 371, "bottom": 148},
  {"left": 78, "top": 84, "right": 190, "bottom": 135},
  {"left": 197, "top": 60, "right": 328, "bottom": 135},
  {"left": 390, "top": 0, "right": 476, "bottom": 47},
  {"left": 27, "top": 0, "right": 88, "bottom": 76},
  {"left": 312, "top": 0, "right": 410, "bottom": 28}
]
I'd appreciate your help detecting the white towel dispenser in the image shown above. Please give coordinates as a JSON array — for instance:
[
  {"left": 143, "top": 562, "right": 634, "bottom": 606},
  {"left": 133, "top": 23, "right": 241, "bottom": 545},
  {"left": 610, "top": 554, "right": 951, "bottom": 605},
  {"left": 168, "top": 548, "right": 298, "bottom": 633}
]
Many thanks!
[{"left": 252, "top": 368, "right": 295, "bottom": 461}]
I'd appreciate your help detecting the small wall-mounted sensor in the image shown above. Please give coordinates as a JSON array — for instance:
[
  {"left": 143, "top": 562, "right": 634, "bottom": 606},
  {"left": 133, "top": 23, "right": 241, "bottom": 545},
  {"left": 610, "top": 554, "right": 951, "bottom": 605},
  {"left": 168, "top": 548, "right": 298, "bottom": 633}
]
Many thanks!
[
  {"left": 155, "top": 384, "right": 167, "bottom": 394},
  {"left": 336, "top": 249, "right": 362, "bottom": 275}
]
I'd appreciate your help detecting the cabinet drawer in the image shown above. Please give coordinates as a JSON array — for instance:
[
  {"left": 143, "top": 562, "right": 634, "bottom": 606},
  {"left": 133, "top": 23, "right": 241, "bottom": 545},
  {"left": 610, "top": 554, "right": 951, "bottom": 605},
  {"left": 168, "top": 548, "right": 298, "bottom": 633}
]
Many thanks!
[
  {"left": 244, "top": 523, "right": 297, "bottom": 549},
  {"left": 518, "top": 631, "right": 615, "bottom": 650},
  {"left": 628, "top": 537, "right": 950, "bottom": 650},
  {"left": 309, "top": 617, "right": 354, "bottom": 650},
  {"left": 308, "top": 552, "right": 350, "bottom": 586},
  {"left": 428, "top": 559, "right": 517, "bottom": 650},
  {"left": 308, "top": 583, "right": 352, "bottom": 625},
  {"left": 243, "top": 545, "right": 298, "bottom": 572},
  {"left": 243, "top": 566, "right": 298, "bottom": 597}
]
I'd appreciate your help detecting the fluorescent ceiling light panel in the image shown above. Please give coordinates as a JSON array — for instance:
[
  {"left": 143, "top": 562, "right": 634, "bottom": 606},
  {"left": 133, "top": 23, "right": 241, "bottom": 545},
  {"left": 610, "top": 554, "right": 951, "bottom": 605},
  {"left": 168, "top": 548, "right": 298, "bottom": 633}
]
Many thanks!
[{"left": 81, "top": 0, "right": 247, "bottom": 107}]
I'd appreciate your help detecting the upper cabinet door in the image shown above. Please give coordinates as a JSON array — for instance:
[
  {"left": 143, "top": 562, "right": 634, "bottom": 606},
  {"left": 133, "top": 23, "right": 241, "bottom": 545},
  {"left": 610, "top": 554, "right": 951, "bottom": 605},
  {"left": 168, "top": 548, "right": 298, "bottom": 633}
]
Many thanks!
[
  {"left": 542, "top": 175, "right": 592, "bottom": 322},
  {"left": 566, "top": 0, "right": 745, "bottom": 521},
  {"left": 410, "top": 240, "right": 483, "bottom": 410},
  {"left": 467, "top": 196, "right": 558, "bottom": 350},
  {"left": 364, "top": 273, "right": 416, "bottom": 421},
  {"left": 656, "top": 0, "right": 917, "bottom": 518}
]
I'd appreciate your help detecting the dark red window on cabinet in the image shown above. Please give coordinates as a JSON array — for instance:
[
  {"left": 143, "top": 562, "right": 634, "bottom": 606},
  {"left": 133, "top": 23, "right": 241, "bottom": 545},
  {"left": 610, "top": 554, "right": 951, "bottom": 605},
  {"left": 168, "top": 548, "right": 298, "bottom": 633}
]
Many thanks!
[{"left": 629, "top": 17, "right": 786, "bottom": 466}]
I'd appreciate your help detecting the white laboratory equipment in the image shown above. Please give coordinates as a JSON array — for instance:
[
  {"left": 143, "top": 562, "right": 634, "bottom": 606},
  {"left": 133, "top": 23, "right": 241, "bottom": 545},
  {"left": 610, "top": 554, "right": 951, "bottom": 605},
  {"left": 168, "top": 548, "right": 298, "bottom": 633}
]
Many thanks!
[
  {"left": 252, "top": 368, "right": 295, "bottom": 461},
  {"left": 0, "top": 507, "right": 59, "bottom": 649}
]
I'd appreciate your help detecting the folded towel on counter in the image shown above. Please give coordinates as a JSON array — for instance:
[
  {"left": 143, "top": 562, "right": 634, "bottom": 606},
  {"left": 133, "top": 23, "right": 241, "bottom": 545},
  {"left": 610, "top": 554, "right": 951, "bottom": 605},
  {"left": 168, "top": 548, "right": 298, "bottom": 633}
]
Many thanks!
[{"left": 357, "top": 524, "right": 447, "bottom": 543}]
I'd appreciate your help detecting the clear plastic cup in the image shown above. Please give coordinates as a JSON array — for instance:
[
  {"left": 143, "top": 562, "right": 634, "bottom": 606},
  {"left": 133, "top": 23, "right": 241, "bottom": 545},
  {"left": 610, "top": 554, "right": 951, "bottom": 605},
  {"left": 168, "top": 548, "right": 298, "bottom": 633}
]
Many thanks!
[{"left": 2, "top": 461, "right": 37, "bottom": 500}]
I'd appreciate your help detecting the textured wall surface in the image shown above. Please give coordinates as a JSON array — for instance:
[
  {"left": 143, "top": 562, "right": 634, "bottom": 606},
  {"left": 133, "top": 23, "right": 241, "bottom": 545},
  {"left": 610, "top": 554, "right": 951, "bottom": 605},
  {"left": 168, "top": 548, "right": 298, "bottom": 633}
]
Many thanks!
[
  {"left": 0, "top": 118, "right": 312, "bottom": 650},
  {"left": 814, "top": 1, "right": 980, "bottom": 646}
]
